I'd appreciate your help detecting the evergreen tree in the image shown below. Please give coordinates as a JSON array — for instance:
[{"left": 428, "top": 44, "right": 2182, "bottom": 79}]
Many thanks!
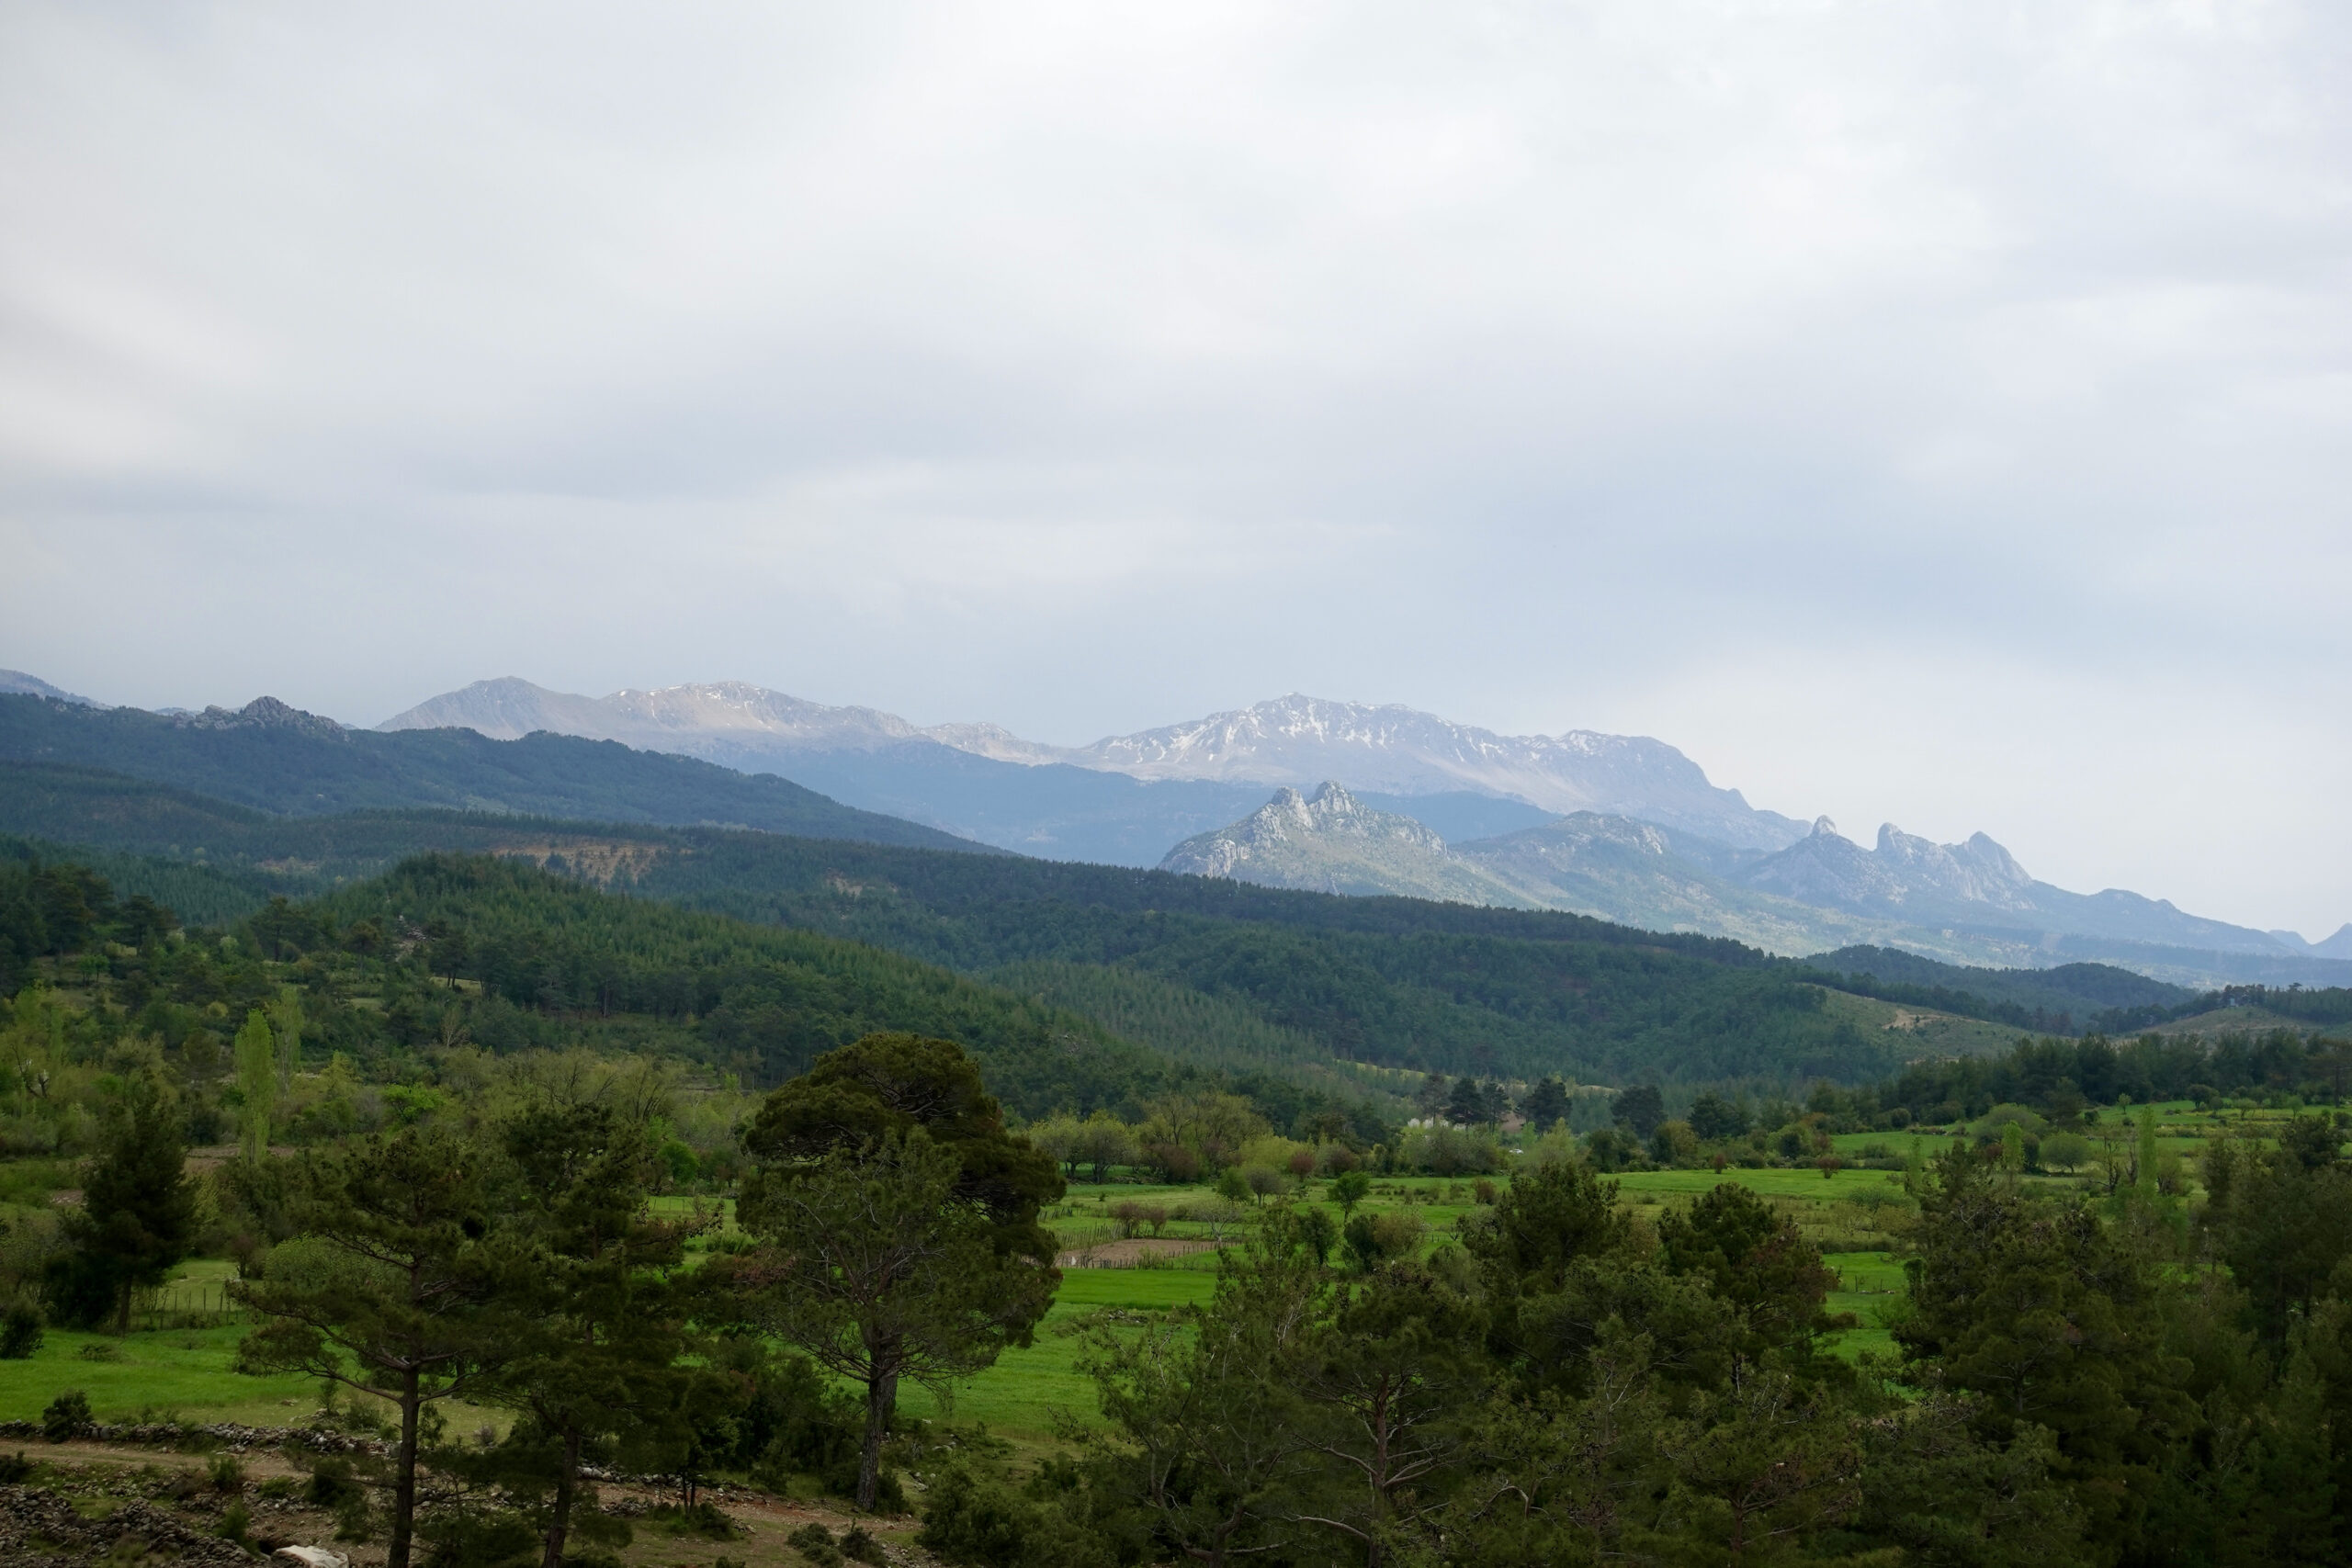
[
  {"left": 1293, "top": 1260, "right": 1485, "bottom": 1566},
  {"left": 235, "top": 1126, "right": 526, "bottom": 1568},
  {"left": 1896, "top": 1145, "right": 2192, "bottom": 1561},
  {"left": 1658, "top": 1181, "right": 1838, "bottom": 1386},
  {"left": 486, "top": 1102, "right": 695, "bottom": 1568},
  {"left": 739, "top": 1126, "right": 1050, "bottom": 1510},
  {"left": 1687, "top": 1090, "right": 1747, "bottom": 1142},
  {"left": 735, "top": 1034, "right": 1067, "bottom": 1512},
  {"left": 1614, "top": 1085, "right": 1666, "bottom": 1139},
  {"left": 1415, "top": 1072, "right": 1449, "bottom": 1119},
  {"left": 1520, "top": 1075, "right": 1570, "bottom": 1133},
  {"left": 43, "top": 1079, "right": 197, "bottom": 1333},
  {"left": 1080, "top": 1215, "right": 1322, "bottom": 1567}
]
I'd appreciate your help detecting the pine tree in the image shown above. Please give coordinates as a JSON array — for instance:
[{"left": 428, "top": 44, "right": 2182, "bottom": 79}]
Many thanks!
[
  {"left": 234, "top": 1126, "right": 526, "bottom": 1568},
  {"left": 739, "top": 1127, "right": 1048, "bottom": 1510},
  {"left": 43, "top": 1080, "right": 197, "bottom": 1333},
  {"left": 484, "top": 1102, "right": 695, "bottom": 1568},
  {"left": 1521, "top": 1075, "right": 1571, "bottom": 1133}
]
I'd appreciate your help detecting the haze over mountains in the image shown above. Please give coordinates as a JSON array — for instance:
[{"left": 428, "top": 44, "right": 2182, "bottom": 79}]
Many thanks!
[
  {"left": 6, "top": 668, "right": 2345, "bottom": 990},
  {"left": 383, "top": 680, "right": 1804, "bottom": 852},
  {"left": 371, "top": 675, "right": 2352, "bottom": 988}
]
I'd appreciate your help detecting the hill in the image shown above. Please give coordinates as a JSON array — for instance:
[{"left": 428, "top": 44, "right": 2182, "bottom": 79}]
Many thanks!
[
  {"left": 0, "top": 694, "right": 983, "bottom": 852},
  {"left": 15, "top": 761, "right": 2344, "bottom": 1091},
  {"left": 1804, "top": 945, "right": 2192, "bottom": 1032}
]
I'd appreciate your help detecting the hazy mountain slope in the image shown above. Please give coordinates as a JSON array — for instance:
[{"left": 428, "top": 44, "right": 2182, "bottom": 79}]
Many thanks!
[
  {"left": 382, "top": 679, "right": 1812, "bottom": 852},
  {"left": 382, "top": 676, "right": 959, "bottom": 752},
  {"left": 0, "top": 695, "right": 983, "bottom": 852},
  {"left": 1743, "top": 819, "right": 2301, "bottom": 957},
  {"left": 0, "top": 671, "right": 100, "bottom": 706},
  {"left": 1453, "top": 813, "right": 1894, "bottom": 954},
  {"left": 1160, "top": 783, "right": 1541, "bottom": 907},
  {"left": 761, "top": 744, "right": 1285, "bottom": 864},
  {"left": 1074, "top": 694, "right": 1811, "bottom": 850}
]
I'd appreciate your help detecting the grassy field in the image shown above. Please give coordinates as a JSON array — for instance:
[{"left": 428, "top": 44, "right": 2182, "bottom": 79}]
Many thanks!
[{"left": 896, "top": 1261, "right": 1220, "bottom": 1438}]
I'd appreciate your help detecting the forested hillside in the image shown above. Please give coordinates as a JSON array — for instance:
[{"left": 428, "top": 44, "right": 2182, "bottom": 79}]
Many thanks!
[
  {"left": 11, "top": 759, "right": 2343, "bottom": 1092},
  {"left": 3, "top": 846, "right": 1396, "bottom": 1134},
  {"left": 0, "top": 696, "right": 979, "bottom": 850}
]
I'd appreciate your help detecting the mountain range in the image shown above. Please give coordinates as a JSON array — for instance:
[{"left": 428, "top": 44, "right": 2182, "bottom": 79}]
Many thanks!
[
  {"left": 9, "top": 670, "right": 2346, "bottom": 988},
  {"left": 1160, "top": 783, "right": 2352, "bottom": 989},
  {"left": 380, "top": 680, "right": 1803, "bottom": 853}
]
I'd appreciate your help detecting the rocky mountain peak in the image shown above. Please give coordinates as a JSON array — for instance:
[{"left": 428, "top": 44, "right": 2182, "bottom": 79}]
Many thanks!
[{"left": 183, "top": 695, "right": 348, "bottom": 741}]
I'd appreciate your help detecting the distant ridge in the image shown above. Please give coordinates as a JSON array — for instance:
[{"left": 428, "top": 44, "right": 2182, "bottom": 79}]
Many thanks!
[
  {"left": 0, "top": 693, "right": 988, "bottom": 853},
  {"left": 382, "top": 679, "right": 1813, "bottom": 853},
  {"left": 0, "top": 670, "right": 101, "bottom": 707}
]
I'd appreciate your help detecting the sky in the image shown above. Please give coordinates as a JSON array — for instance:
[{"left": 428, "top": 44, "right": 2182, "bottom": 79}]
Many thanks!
[{"left": 2, "top": 3, "right": 2347, "bottom": 938}]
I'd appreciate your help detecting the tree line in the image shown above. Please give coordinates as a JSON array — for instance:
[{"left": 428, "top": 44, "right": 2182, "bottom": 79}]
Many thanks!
[
  {"left": 918, "top": 1122, "right": 2352, "bottom": 1567},
  {"left": 33, "top": 1032, "right": 1060, "bottom": 1568}
]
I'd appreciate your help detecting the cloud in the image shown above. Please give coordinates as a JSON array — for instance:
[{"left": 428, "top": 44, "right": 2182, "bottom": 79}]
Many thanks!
[{"left": 2, "top": 1, "right": 2347, "bottom": 934}]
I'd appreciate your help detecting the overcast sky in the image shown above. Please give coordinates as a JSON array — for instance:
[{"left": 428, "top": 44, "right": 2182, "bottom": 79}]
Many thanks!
[{"left": 3, "top": 3, "right": 2347, "bottom": 937}]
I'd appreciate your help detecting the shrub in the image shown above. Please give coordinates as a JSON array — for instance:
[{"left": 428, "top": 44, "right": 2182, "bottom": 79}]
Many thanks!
[
  {"left": 1342, "top": 1210, "right": 1425, "bottom": 1272},
  {"left": 307, "top": 1456, "right": 364, "bottom": 1508},
  {"left": 841, "top": 1523, "right": 887, "bottom": 1564},
  {"left": 209, "top": 1453, "right": 244, "bottom": 1493},
  {"left": 41, "top": 1389, "right": 90, "bottom": 1441},
  {"left": 2041, "top": 1131, "right": 2092, "bottom": 1173},
  {"left": 789, "top": 1521, "right": 844, "bottom": 1566},
  {"left": 917, "top": 1461, "right": 1121, "bottom": 1568},
  {"left": 217, "top": 1500, "right": 253, "bottom": 1548},
  {"left": 1648, "top": 1120, "right": 1699, "bottom": 1167},
  {"left": 0, "top": 1305, "right": 42, "bottom": 1359},
  {"left": 0, "top": 1450, "right": 33, "bottom": 1483},
  {"left": 647, "top": 1501, "right": 740, "bottom": 1540}
]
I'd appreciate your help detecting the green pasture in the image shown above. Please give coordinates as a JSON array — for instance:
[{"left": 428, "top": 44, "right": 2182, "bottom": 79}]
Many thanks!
[{"left": 897, "top": 1263, "right": 1219, "bottom": 1439}]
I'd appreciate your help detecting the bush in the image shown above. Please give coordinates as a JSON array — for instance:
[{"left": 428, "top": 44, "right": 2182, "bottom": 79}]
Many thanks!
[
  {"left": 1341, "top": 1209, "right": 1425, "bottom": 1272},
  {"left": 41, "top": 1389, "right": 90, "bottom": 1441},
  {"left": 919, "top": 1461, "right": 1120, "bottom": 1568},
  {"left": 647, "top": 1501, "right": 740, "bottom": 1540},
  {"left": 307, "top": 1456, "right": 364, "bottom": 1508},
  {"left": 2040, "top": 1131, "right": 2092, "bottom": 1173},
  {"left": 789, "top": 1521, "right": 845, "bottom": 1566},
  {"left": 842, "top": 1524, "right": 887, "bottom": 1564},
  {"left": 217, "top": 1500, "right": 253, "bottom": 1548},
  {"left": 0, "top": 1450, "right": 33, "bottom": 1483},
  {"left": 0, "top": 1304, "right": 42, "bottom": 1359},
  {"left": 209, "top": 1453, "right": 244, "bottom": 1494},
  {"left": 414, "top": 1504, "right": 536, "bottom": 1566}
]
